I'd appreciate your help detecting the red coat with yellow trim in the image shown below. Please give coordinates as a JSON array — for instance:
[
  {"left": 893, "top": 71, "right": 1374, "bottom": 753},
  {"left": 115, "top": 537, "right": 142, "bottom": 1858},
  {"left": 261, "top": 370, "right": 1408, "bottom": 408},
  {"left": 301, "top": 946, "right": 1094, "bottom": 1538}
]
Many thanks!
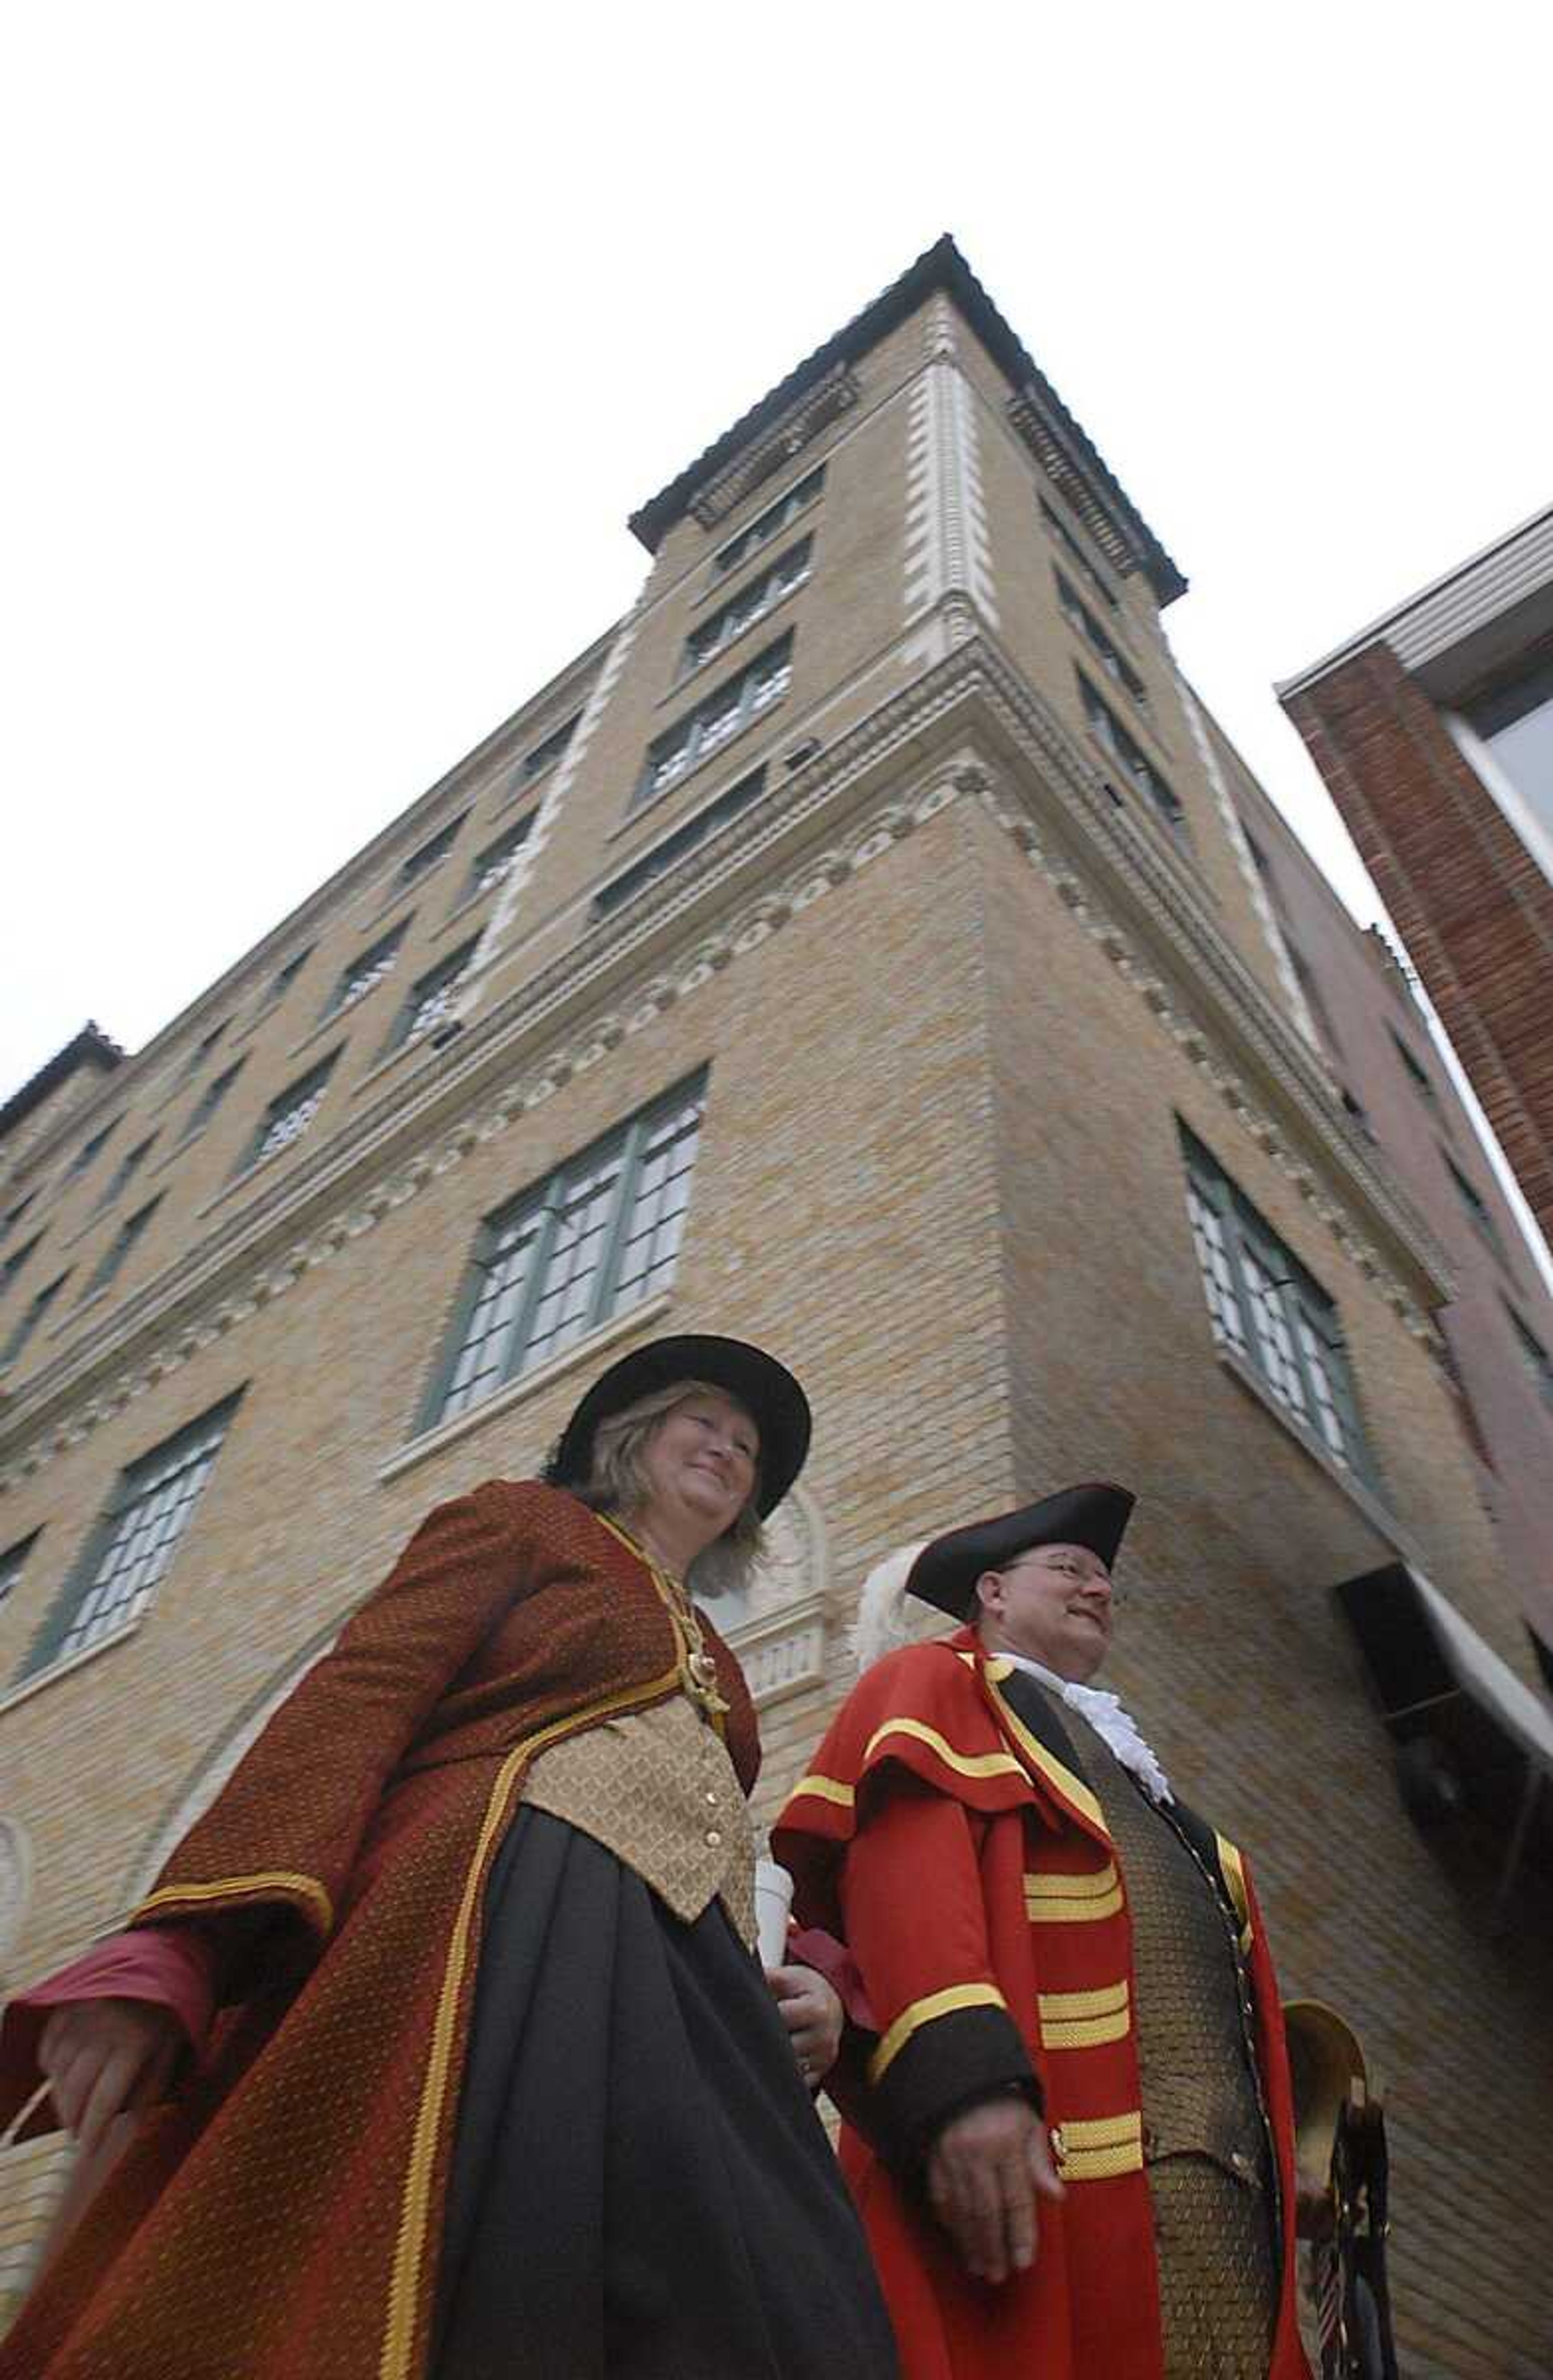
[
  {"left": 774, "top": 1629, "right": 1310, "bottom": 2380},
  {"left": 0, "top": 1483, "right": 759, "bottom": 2380}
]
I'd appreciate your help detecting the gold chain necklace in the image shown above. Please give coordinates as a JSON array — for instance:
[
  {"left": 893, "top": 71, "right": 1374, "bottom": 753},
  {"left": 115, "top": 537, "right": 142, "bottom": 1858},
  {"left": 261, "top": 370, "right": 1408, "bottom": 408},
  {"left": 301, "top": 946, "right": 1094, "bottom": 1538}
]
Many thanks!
[{"left": 597, "top": 1513, "right": 730, "bottom": 1718}]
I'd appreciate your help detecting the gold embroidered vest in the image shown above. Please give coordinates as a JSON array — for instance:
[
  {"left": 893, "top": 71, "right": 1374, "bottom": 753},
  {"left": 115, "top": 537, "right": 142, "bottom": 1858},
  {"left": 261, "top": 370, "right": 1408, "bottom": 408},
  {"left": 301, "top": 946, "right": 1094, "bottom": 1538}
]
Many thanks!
[{"left": 523, "top": 1689, "right": 757, "bottom": 1948}]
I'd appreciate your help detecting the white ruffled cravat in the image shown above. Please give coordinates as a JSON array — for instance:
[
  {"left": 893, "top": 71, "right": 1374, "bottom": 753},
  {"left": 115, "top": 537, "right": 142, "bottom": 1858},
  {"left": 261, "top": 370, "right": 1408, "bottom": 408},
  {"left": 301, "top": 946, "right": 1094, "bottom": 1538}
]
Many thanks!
[{"left": 999, "top": 1650, "right": 1174, "bottom": 1804}]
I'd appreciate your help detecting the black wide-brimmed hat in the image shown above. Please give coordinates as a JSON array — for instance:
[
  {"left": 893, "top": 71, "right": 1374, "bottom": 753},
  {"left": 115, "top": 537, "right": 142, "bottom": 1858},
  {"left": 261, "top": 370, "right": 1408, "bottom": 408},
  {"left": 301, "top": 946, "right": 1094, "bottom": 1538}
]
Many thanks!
[
  {"left": 544, "top": 1333, "right": 811, "bottom": 1518},
  {"left": 906, "top": 1481, "right": 1136, "bottom": 1622}
]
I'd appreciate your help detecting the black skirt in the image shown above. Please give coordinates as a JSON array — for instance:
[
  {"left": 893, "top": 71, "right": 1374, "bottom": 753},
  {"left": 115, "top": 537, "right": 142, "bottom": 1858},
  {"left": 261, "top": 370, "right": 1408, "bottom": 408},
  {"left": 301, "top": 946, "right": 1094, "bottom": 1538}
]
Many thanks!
[{"left": 432, "top": 1809, "right": 899, "bottom": 2380}]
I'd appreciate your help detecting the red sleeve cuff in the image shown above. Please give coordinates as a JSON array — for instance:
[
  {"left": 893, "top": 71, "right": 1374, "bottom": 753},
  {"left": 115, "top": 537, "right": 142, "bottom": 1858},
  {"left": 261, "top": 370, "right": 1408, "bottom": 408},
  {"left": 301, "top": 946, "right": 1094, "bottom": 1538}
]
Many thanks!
[{"left": 0, "top": 1925, "right": 218, "bottom": 2142}]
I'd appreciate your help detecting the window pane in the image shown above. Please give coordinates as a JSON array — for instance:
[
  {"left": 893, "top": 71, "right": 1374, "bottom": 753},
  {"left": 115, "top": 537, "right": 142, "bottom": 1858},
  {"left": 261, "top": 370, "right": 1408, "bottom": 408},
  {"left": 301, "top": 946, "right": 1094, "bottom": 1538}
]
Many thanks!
[
  {"left": 1186, "top": 1183, "right": 1246, "bottom": 1354},
  {"left": 522, "top": 1154, "right": 625, "bottom": 1367},
  {"left": 608, "top": 1096, "right": 702, "bottom": 1309},
  {"left": 439, "top": 1209, "right": 545, "bottom": 1420}
]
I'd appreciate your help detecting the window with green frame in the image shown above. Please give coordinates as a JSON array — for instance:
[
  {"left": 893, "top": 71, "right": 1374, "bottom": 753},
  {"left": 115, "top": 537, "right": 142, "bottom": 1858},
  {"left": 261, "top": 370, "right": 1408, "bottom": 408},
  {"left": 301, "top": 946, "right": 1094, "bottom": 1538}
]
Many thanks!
[
  {"left": 425, "top": 1074, "right": 708, "bottom": 1430},
  {"left": 1180, "top": 1125, "right": 1372, "bottom": 1478},
  {"left": 17, "top": 1395, "right": 241, "bottom": 1680},
  {"left": 0, "top": 1532, "right": 38, "bottom": 1611}
]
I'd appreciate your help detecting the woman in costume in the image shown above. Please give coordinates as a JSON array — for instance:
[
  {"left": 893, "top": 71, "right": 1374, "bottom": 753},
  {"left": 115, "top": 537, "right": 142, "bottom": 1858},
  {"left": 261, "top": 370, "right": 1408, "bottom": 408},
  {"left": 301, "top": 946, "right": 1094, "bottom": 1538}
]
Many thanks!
[{"left": 0, "top": 1334, "right": 899, "bottom": 2380}]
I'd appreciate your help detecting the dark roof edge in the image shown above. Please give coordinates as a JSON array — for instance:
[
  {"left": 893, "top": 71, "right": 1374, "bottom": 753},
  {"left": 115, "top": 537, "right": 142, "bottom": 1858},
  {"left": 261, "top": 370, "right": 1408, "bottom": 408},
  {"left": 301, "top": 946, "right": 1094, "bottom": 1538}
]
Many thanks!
[
  {"left": 628, "top": 233, "right": 1187, "bottom": 605},
  {"left": 0, "top": 1023, "right": 125, "bottom": 1143}
]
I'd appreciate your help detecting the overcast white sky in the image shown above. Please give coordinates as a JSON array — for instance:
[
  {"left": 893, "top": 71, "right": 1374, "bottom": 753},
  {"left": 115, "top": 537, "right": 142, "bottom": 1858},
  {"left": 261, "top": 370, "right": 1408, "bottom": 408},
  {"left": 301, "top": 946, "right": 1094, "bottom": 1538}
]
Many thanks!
[{"left": 3, "top": 3, "right": 1549, "bottom": 1106}]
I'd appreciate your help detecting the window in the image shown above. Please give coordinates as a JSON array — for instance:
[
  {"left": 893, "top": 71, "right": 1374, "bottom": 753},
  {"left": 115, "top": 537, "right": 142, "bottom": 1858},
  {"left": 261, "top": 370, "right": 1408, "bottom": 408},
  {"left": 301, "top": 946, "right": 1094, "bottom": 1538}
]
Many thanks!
[
  {"left": 1181, "top": 1126, "right": 1370, "bottom": 1475},
  {"left": 713, "top": 468, "right": 825, "bottom": 577},
  {"left": 1055, "top": 572, "right": 1145, "bottom": 705},
  {"left": 596, "top": 769, "right": 766, "bottom": 919},
  {"left": 324, "top": 922, "right": 408, "bottom": 1020},
  {"left": 81, "top": 1196, "right": 161, "bottom": 1301},
  {"left": 176, "top": 1018, "right": 229, "bottom": 1090},
  {"left": 1, "top": 1272, "right": 70, "bottom": 1368},
  {"left": 182, "top": 1056, "right": 246, "bottom": 1142},
  {"left": 64, "top": 1117, "right": 118, "bottom": 1183},
  {"left": 2, "top": 1233, "right": 41, "bottom": 1295},
  {"left": 91, "top": 1133, "right": 156, "bottom": 1216},
  {"left": 2, "top": 1189, "right": 38, "bottom": 1244},
  {"left": 0, "top": 1534, "right": 37, "bottom": 1610},
  {"left": 1389, "top": 1026, "right": 1436, "bottom": 1103},
  {"left": 520, "top": 713, "right": 581, "bottom": 787},
  {"left": 387, "top": 940, "right": 480, "bottom": 1053},
  {"left": 263, "top": 946, "right": 314, "bottom": 1009},
  {"left": 1443, "top": 1150, "right": 1509, "bottom": 1264},
  {"left": 1505, "top": 1302, "right": 1553, "bottom": 1412},
  {"left": 397, "top": 813, "right": 467, "bottom": 890},
  {"left": 682, "top": 540, "right": 811, "bottom": 679},
  {"left": 1078, "top": 673, "right": 1189, "bottom": 847},
  {"left": 18, "top": 1398, "right": 240, "bottom": 1680},
  {"left": 242, "top": 1055, "right": 339, "bottom": 1174},
  {"left": 636, "top": 635, "right": 793, "bottom": 812},
  {"left": 1288, "top": 946, "right": 1343, "bottom": 1058},
  {"left": 1463, "top": 652, "right": 1553, "bottom": 842},
  {"left": 463, "top": 816, "right": 534, "bottom": 903},
  {"left": 427, "top": 1075, "right": 707, "bottom": 1429},
  {"left": 1040, "top": 494, "right": 1117, "bottom": 608}
]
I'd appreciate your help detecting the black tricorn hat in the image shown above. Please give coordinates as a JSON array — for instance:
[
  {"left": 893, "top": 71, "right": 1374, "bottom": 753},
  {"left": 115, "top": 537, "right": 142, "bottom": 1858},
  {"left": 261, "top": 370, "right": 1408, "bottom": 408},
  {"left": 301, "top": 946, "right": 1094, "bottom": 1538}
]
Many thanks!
[
  {"left": 544, "top": 1333, "right": 810, "bottom": 1518},
  {"left": 906, "top": 1481, "right": 1136, "bottom": 1622}
]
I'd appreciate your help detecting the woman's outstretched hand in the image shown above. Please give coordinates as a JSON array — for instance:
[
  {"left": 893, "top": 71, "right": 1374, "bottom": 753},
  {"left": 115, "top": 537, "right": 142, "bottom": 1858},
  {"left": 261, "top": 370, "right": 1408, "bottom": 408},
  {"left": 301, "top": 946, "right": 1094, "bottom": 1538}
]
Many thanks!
[
  {"left": 38, "top": 1997, "right": 184, "bottom": 2157},
  {"left": 766, "top": 1964, "right": 844, "bottom": 2087}
]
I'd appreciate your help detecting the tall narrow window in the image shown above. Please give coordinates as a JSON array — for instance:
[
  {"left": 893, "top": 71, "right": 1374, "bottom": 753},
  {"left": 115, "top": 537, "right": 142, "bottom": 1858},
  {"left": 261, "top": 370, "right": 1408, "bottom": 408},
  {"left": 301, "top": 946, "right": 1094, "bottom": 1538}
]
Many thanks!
[
  {"left": 595, "top": 769, "right": 766, "bottom": 919},
  {"left": 241, "top": 1054, "right": 339, "bottom": 1174},
  {"left": 1504, "top": 1301, "right": 1553, "bottom": 1412},
  {"left": 1, "top": 1272, "right": 69, "bottom": 1368},
  {"left": 397, "top": 814, "right": 467, "bottom": 891},
  {"left": 1077, "top": 673, "right": 1188, "bottom": 848},
  {"left": 426, "top": 1075, "right": 707, "bottom": 1429},
  {"left": 713, "top": 468, "right": 825, "bottom": 577},
  {"left": 324, "top": 922, "right": 408, "bottom": 1020},
  {"left": 81, "top": 1197, "right": 162, "bottom": 1302},
  {"left": 1055, "top": 572, "right": 1145, "bottom": 704},
  {"left": 0, "top": 1533, "right": 38, "bottom": 1610},
  {"left": 1181, "top": 1126, "right": 1370, "bottom": 1477},
  {"left": 262, "top": 946, "right": 314, "bottom": 1011},
  {"left": 386, "top": 940, "right": 480, "bottom": 1054},
  {"left": 1390, "top": 1026, "right": 1437, "bottom": 1102},
  {"left": 1443, "top": 1150, "right": 1509, "bottom": 1265},
  {"left": 63, "top": 1118, "right": 118, "bottom": 1184},
  {"left": 18, "top": 1398, "right": 241, "bottom": 1679},
  {"left": 520, "top": 713, "right": 581, "bottom": 787},
  {"left": 1, "top": 1233, "right": 41, "bottom": 1295},
  {"left": 682, "top": 540, "right": 811, "bottom": 678},
  {"left": 636, "top": 637, "right": 793, "bottom": 812},
  {"left": 175, "top": 1018, "right": 229, "bottom": 1090},
  {"left": 91, "top": 1133, "right": 157, "bottom": 1216},
  {"left": 3, "top": 1189, "right": 40, "bottom": 1244},
  {"left": 182, "top": 1056, "right": 246, "bottom": 1142},
  {"left": 463, "top": 817, "right": 534, "bottom": 903}
]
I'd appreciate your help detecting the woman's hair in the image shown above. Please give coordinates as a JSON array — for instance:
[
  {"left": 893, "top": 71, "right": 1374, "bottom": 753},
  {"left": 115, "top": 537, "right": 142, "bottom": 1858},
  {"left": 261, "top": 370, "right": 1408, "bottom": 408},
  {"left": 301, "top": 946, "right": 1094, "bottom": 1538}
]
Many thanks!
[{"left": 577, "top": 1377, "right": 766, "bottom": 1599}]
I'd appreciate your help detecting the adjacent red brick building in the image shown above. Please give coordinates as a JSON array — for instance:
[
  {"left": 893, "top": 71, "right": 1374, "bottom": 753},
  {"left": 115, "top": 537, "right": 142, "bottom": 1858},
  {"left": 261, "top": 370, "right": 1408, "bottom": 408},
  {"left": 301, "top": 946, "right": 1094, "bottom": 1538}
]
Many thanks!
[{"left": 1280, "top": 507, "right": 1553, "bottom": 1245}]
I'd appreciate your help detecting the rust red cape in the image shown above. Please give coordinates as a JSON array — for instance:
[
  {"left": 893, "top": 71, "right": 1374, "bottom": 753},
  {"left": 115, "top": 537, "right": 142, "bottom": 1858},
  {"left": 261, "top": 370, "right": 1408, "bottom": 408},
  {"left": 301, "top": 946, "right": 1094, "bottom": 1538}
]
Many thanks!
[{"left": 0, "top": 1482, "right": 758, "bottom": 2380}]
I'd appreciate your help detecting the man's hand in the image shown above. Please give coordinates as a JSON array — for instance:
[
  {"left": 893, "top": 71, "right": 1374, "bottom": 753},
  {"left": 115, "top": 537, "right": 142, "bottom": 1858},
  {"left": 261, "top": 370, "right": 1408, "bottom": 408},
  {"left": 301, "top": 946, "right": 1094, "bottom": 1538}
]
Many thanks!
[
  {"left": 766, "top": 1964, "right": 844, "bottom": 2086},
  {"left": 38, "top": 1998, "right": 184, "bottom": 2158},
  {"left": 926, "top": 2094, "right": 1064, "bottom": 2284}
]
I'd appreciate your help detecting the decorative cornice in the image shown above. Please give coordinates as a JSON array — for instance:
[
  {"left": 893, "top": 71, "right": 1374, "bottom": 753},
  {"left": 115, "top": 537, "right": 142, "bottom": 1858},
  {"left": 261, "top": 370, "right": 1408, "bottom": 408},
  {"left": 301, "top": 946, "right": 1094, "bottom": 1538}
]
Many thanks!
[
  {"left": 0, "top": 628, "right": 1450, "bottom": 1493},
  {"left": 688, "top": 364, "right": 861, "bottom": 531}
]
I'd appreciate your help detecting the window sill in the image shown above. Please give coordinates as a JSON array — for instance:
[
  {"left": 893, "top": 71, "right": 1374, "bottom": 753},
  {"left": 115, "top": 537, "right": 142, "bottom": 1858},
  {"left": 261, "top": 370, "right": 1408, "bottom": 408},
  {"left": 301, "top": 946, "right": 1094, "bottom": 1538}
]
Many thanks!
[
  {"left": 0, "top": 1619, "right": 144, "bottom": 1718},
  {"left": 355, "top": 874, "right": 443, "bottom": 940},
  {"left": 379, "top": 1292, "right": 675, "bottom": 1487},
  {"left": 1212, "top": 1345, "right": 1419, "bottom": 1563}
]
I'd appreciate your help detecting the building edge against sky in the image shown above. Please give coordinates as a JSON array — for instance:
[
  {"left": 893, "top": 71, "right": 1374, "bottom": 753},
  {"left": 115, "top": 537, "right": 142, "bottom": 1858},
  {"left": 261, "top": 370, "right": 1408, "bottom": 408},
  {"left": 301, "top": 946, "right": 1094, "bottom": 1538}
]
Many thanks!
[{"left": 2, "top": 238, "right": 1551, "bottom": 2369}]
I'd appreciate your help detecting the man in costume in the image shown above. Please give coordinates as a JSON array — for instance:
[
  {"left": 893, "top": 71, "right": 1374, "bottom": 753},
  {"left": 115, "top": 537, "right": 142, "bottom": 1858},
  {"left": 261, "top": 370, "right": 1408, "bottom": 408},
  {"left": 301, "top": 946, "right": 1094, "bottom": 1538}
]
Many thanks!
[{"left": 775, "top": 1483, "right": 1312, "bottom": 2380}]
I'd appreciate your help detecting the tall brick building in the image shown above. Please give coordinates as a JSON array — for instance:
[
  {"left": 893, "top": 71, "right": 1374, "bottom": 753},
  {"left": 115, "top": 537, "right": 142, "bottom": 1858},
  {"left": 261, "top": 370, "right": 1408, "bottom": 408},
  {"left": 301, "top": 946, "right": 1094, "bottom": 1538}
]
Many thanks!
[
  {"left": 1281, "top": 506, "right": 1553, "bottom": 1246},
  {"left": 2, "top": 240, "right": 1550, "bottom": 2372}
]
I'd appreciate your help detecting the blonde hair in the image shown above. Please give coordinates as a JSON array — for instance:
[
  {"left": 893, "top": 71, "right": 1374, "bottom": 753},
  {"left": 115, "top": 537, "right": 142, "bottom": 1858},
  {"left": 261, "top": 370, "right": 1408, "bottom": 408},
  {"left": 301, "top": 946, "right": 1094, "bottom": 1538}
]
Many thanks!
[{"left": 578, "top": 1377, "right": 766, "bottom": 1600}]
